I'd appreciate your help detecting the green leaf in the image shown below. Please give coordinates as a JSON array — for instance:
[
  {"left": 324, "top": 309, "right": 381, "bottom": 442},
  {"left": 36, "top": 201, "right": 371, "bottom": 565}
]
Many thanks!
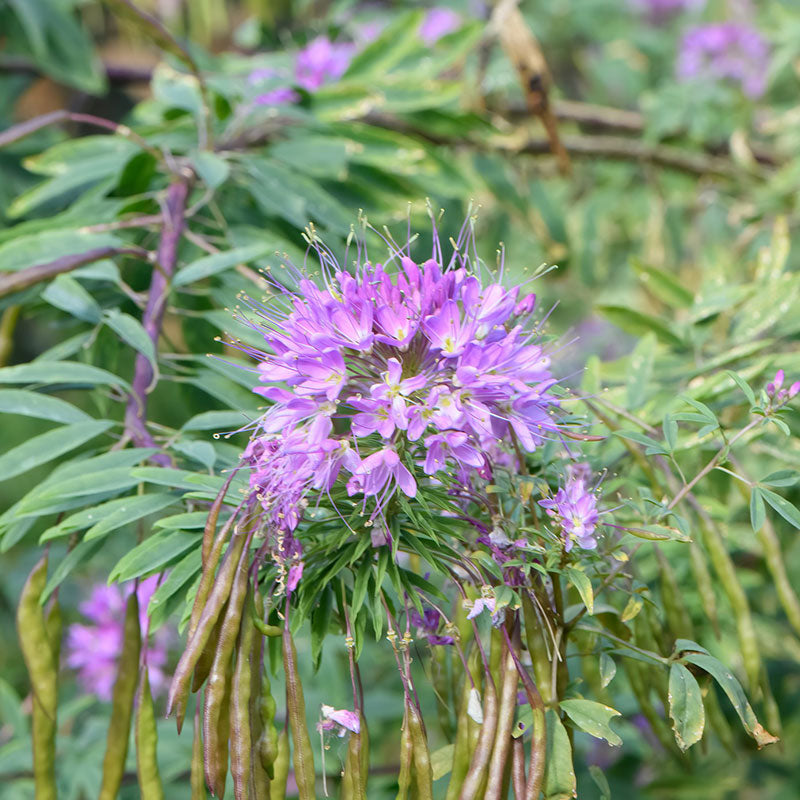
[
  {"left": 0, "top": 229, "right": 119, "bottom": 273},
  {"left": 154, "top": 511, "right": 208, "bottom": 530},
  {"left": 724, "top": 370, "right": 756, "bottom": 406},
  {"left": 682, "top": 653, "right": 778, "bottom": 747},
  {"left": 588, "top": 766, "right": 611, "bottom": 800},
  {"left": 673, "top": 639, "right": 710, "bottom": 656},
  {"left": 0, "top": 390, "right": 90, "bottom": 423},
  {"left": 103, "top": 310, "right": 157, "bottom": 373},
  {"left": 109, "top": 531, "right": 198, "bottom": 583},
  {"left": 662, "top": 414, "right": 678, "bottom": 451},
  {"left": 343, "top": 10, "right": 425, "bottom": 79},
  {"left": 85, "top": 493, "right": 178, "bottom": 541},
  {"left": 148, "top": 547, "right": 202, "bottom": 620},
  {"left": 614, "top": 430, "right": 668, "bottom": 456},
  {"left": 626, "top": 333, "right": 656, "bottom": 410},
  {"left": 41, "top": 275, "right": 102, "bottom": 322},
  {"left": 760, "top": 469, "right": 800, "bottom": 487},
  {"left": 543, "top": 709, "right": 576, "bottom": 799},
  {"left": 566, "top": 567, "right": 593, "bottom": 615},
  {"left": 597, "top": 305, "right": 683, "bottom": 347},
  {"left": 599, "top": 653, "right": 617, "bottom": 688},
  {"left": 129, "top": 467, "right": 224, "bottom": 492},
  {"left": 430, "top": 744, "right": 454, "bottom": 782},
  {"left": 173, "top": 243, "right": 271, "bottom": 287},
  {"left": 760, "top": 488, "right": 800, "bottom": 529},
  {"left": 0, "top": 420, "right": 112, "bottom": 482},
  {"left": 43, "top": 538, "right": 104, "bottom": 602},
  {"left": 190, "top": 150, "right": 230, "bottom": 189},
  {"left": 668, "top": 663, "right": 705, "bottom": 751},
  {"left": 0, "top": 361, "right": 129, "bottom": 390},
  {"left": 560, "top": 699, "right": 622, "bottom": 746},
  {"left": 749, "top": 488, "right": 766, "bottom": 532},
  {"left": 631, "top": 259, "right": 694, "bottom": 308},
  {"left": 182, "top": 410, "right": 254, "bottom": 432}
]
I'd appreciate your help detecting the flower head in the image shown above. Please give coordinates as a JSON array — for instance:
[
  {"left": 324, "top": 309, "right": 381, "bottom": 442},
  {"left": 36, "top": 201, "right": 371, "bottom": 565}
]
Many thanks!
[
  {"left": 677, "top": 22, "right": 769, "bottom": 98},
  {"left": 296, "top": 36, "right": 355, "bottom": 91},
  {"left": 539, "top": 464, "right": 601, "bottom": 551},
  {"left": 66, "top": 577, "right": 170, "bottom": 701},
  {"left": 419, "top": 8, "right": 461, "bottom": 45}
]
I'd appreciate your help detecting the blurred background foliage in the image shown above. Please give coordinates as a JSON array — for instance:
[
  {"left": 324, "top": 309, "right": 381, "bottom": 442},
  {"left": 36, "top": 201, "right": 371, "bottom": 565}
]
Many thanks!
[{"left": 1, "top": 0, "right": 800, "bottom": 798}]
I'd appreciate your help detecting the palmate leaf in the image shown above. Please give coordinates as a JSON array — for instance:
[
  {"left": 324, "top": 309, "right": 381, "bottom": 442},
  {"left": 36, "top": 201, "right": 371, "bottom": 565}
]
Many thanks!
[{"left": 0, "top": 420, "right": 113, "bottom": 482}]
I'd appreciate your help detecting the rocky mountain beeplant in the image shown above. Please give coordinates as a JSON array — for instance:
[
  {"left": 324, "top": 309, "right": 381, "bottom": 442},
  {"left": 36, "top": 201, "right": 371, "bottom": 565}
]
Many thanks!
[{"left": 154, "top": 214, "right": 783, "bottom": 799}]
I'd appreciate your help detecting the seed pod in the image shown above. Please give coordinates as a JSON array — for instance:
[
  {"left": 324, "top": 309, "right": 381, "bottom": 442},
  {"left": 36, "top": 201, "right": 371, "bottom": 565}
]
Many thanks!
[
  {"left": 45, "top": 598, "right": 63, "bottom": 668},
  {"left": 701, "top": 677, "right": 735, "bottom": 754},
  {"left": 407, "top": 703, "right": 433, "bottom": 800},
  {"left": 522, "top": 594, "right": 554, "bottom": 705},
  {"left": 511, "top": 738, "right": 525, "bottom": 800},
  {"left": 342, "top": 713, "right": 368, "bottom": 800},
  {"left": 202, "top": 473, "right": 236, "bottom": 565},
  {"left": 655, "top": 547, "right": 694, "bottom": 641},
  {"left": 16, "top": 555, "right": 57, "bottom": 800},
  {"left": 204, "top": 539, "right": 252, "bottom": 797},
  {"left": 445, "top": 647, "right": 480, "bottom": 800},
  {"left": 231, "top": 588, "right": 256, "bottom": 800},
  {"left": 756, "top": 515, "right": 800, "bottom": 638},
  {"left": 688, "top": 542, "right": 720, "bottom": 637},
  {"left": 99, "top": 592, "right": 142, "bottom": 800},
  {"left": 283, "top": 628, "right": 316, "bottom": 799},
  {"left": 168, "top": 528, "right": 248, "bottom": 729},
  {"left": 249, "top": 594, "right": 271, "bottom": 799},
  {"left": 271, "top": 729, "right": 290, "bottom": 800},
  {"left": 486, "top": 642, "right": 518, "bottom": 800},
  {"left": 191, "top": 704, "right": 207, "bottom": 800},
  {"left": 136, "top": 666, "right": 165, "bottom": 800},
  {"left": 431, "top": 645, "right": 453, "bottom": 739},
  {"left": 624, "top": 660, "right": 681, "bottom": 757},
  {"left": 257, "top": 667, "right": 279, "bottom": 777},
  {"left": 698, "top": 518, "right": 762, "bottom": 692},
  {"left": 457, "top": 675, "right": 498, "bottom": 800},
  {"left": 193, "top": 611, "right": 225, "bottom": 693},
  {"left": 396, "top": 708, "right": 414, "bottom": 800}
]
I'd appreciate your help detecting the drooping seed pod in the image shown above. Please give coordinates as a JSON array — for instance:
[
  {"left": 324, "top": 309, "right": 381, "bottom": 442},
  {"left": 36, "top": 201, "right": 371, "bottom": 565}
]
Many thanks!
[
  {"left": 283, "top": 628, "right": 316, "bottom": 799},
  {"left": 445, "top": 646, "right": 480, "bottom": 800},
  {"left": 457, "top": 674, "right": 498, "bottom": 800},
  {"left": 16, "top": 555, "right": 58, "bottom": 800},
  {"left": 486, "top": 635, "right": 519, "bottom": 800},
  {"left": 396, "top": 707, "right": 414, "bottom": 800},
  {"left": 136, "top": 666, "right": 166, "bottom": 800},
  {"left": 271, "top": 728, "right": 290, "bottom": 800},
  {"left": 191, "top": 703, "right": 207, "bottom": 800},
  {"left": 99, "top": 592, "right": 142, "bottom": 800},
  {"left": 407, "top": 702, "right": 433, "bottom": 800},
  {"left": 168, "top": 528, "right": 248, "bottom": 730},
  {"left": 230, "top": 587, "right": 256, "bottom": 800}
]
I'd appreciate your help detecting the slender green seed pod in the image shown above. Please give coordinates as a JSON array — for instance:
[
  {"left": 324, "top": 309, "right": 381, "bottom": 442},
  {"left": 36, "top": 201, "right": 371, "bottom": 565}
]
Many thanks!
[
  {"left": 759, "top": 670, "right": 781, "bottom": 738},
  {"left": 342, "top": 714, "right": 367, "bottom": 800},
  {"left": 283, "top": 629, "right": 316, "bottom": 798},
  {"left": 655, "top": 547, "right": 694, "bottom": 642},
  {"left": 205, "top": 540, "right": 251, "bottom": 798},
  {"left": 445, "top": 648, "right": 478, "bottom": 800},
  {"left": 16, "top": 555, "right": 57, "bottom": 800},
  {"left": 168, "top": 529, "right": 247, "bottom": 728},
  {"left": 511, "top": 738, "right": 525, "bottom": 800},
  {"left": 698, "top": 520, "right": 762, "bottom": 691},
  {"left": 231, "top": 588, "right": 256, "bottom": 800},
  {"left": 486, "top": 644, "right": 518, "bottom": 800},
  {"left": 457, "top": 677, "right": 498, "bottom": 800},
  {"left": 192, "top": 704, "right": 208, "bottom": 800},
  {"left": 271, "top": 729, "right": 290, "bottom": 800},
  {"left": 194, "top": 611, "right": 225, "bottom": 693},
  {"left": 624, "top": 661, "right": 682, "bottom": 758},
  {"left": 202, "top": 474, "right": 236, "bottom": 566},
  {"left": 395, "top": 709, "right": 414, "bottom": 800},
  {"left": 190, "top": 503, "right": 240, "bottom": 641},
  {"left": 688, "top": 542, "right": 720, "bottom": 637},
  {"left": 522, "top": 594, "right": 554, "bottom": 705},
  {"left": 407, "top": 703, "right": 433, "bottom": 800},
  {"left": 257, "top": 667, "right": 279, "bottom": 777},
  {"left": 99, "top": 592, "right": 142, "bottom": 800},
  {"left": 44, "top": 599, "right": 63, "bottom": 669},
  {"left": 136, "top": 666, "right": 165, "bottom": 800},
  {"left": 756, "top": 515, "right": 800, "bottom": 638},
  {"left": 249, "top": 596, "right": 272, "bottom": 800},
  {"left": 431, "top": 645, "right": 453, "bottom": 739}
]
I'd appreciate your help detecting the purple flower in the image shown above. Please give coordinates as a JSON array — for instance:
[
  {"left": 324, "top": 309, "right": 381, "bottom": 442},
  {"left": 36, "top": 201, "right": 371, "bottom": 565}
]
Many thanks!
[
  {"left": 419, "top": 7, "right": 461, "bottom": 45},
  {"left": 677, "top": 22, "right": 770, "bottom": 98},
  {"left": 319, "top": 705, "right": 360, "bottom": 735},
  {"left": 236, "top": 216, "right": 563, "bottom": 552},
  {"left": 295, "top": 36, "right": 355, "bottom": 91},
  {"left": 467, "top": 597, "right": 496, "bottom": 620},
  {"left": 630, "top": 0, "right": 702, "bottom": 22},
  {"left": 254, "top": 87, "right": 301, "bottom": 106},
  {"left": 66, "top": 577, "right": 170, "bottom": 701},
  {"left": 539, "top": 467, "right": 601, "bottom": 551},
  {"left": 409, "top": 605, "right": 454, "bottom": 645},
  {"left": 766, "top": 369, "right": 800, "bottom": 404}
]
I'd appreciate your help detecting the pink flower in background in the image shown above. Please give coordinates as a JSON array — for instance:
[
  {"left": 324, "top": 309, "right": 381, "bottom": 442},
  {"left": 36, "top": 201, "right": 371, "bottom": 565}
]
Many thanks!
[
  {"left": 630, "top": 0, "right": 703, "bottom": 22},
  {"left": 419, "top": 7, "right": 461, "bottom": 44},
  {"left": 318, "top": 704, "right": 361, "bottom": 735},
  {"left": 295, "top": 36, "right": 355, "bottom": 91},
  {"left": 66, "top": 576, "right": 170, "bottom": 701},
  {"left": 677, "top": 22, "right": 769, "bottom": 98}
]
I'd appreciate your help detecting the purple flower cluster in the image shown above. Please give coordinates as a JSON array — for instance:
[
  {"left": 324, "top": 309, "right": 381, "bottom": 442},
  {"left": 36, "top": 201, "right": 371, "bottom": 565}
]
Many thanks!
[
  {"left": 630, "top": 0, "right": 702, "bottom": 22},
  {"left": 239, "top": 223, "right": 561, "bottom": 573},
  {"left": 419, "top": 7, "right": 461, "bottom": 45},
  {"left": 539, "top": 463, "right": 601, "bottom": 551},
  {"left": 766, "top": 369, "right": 800, "bottom": 405},
  {"left": 250, "top": 35, "right": 355, "bottom": 106},
  {"left": 66, "top": 577, "right": 170, "bottom": 701},
  {"left": 409, "top": 605, "right": 454, "bottom": 645},
  {"left": 677, "top": 22, "right": 769, "bottom": 98}
]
